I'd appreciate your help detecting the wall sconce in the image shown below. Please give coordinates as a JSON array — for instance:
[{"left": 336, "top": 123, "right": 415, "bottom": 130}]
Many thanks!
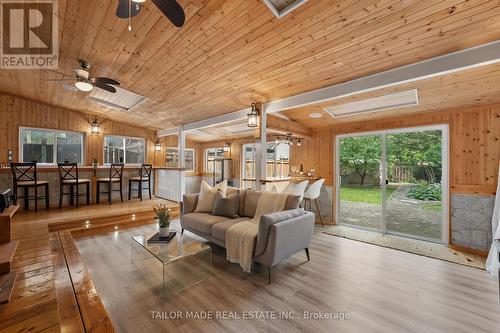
[
  {"left": 247, "top": 102, "right": 259, "bottom": 128},
  {"left": 90, "top": 119, "right": 100, "bottom": 135},
  {"left": 154, "top": 139, "right": 162, "bottom": 151},
  {"left": 223, "top": 141, "right": 231, "bottom": 153}
]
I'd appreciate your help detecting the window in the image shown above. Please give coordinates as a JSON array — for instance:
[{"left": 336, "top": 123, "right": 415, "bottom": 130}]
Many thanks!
[
  {"left": 241, "top": 143, "right": 290, "bottom": 181},
  {"left": 165, "top": 147, "right": 195, "bottom": 172},
  {"left": 204, "top": 147, "right": 224, "bottom": 172},
  {"left": 19, "top": 127, "right": 84, "bottom": 164},
  {"left": 104, "top": 135, "right": 145, "bottom": 164}
]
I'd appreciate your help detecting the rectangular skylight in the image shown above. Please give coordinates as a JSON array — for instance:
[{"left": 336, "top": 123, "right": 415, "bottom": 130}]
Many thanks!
[
  {"left": 263, "top": 0, "right": 308, "bottom": 18},
  {"left": 89, "top": 86, "right": 147, "bottom": 112},
  {"left": 324, "top": 89, "right": 419, "bottom": 118}
]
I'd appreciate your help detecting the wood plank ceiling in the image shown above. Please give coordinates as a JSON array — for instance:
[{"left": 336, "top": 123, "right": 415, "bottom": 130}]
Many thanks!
[
  {"left": 281, "top": 62, "right": 500, "bottom": 128},
  {"left": 1, "top": 0, "right": 500, "bottom": 130}
]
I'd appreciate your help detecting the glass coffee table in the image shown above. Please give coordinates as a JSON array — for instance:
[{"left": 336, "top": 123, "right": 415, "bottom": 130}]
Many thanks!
[{"left": 131, "top": 232, "right": 211, "bottom": 300}]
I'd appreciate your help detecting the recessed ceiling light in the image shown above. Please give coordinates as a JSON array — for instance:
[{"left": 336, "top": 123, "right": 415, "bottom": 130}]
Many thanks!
[{"left": 309, "top": 113, "right": 322, "bottom": 119}]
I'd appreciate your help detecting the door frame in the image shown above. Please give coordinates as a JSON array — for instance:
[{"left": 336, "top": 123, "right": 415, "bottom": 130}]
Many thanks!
[{"left": 335, "top": 124, "right": 449, "bottom": 244}]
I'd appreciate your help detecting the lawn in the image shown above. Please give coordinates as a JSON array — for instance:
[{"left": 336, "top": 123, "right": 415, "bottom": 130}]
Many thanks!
[{"left": 340, "top": 185, "right": 396, "bottom": 205}]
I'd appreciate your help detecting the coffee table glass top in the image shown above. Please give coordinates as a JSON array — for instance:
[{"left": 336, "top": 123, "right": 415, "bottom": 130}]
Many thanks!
[{"left": 131, "top": 232, "right": 210, "bottom": 264}]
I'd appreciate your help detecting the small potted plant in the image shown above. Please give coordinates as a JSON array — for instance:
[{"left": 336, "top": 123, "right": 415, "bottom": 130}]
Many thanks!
[{"left": 154, "top": 204, "right": 172, "bottom": 237}]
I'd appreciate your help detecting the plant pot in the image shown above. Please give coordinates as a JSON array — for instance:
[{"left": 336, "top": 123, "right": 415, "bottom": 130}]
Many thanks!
[{"left": 159, "top": 226, "right": 169, "bottom": 238}]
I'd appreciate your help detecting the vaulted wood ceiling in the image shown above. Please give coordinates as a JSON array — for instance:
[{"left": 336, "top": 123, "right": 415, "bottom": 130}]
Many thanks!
[
  {"left": 1, "top": 0, "right": 500, "bottom": 130},
  {"left": 281, "top": 62, "right": 500, "bottom": 127}
]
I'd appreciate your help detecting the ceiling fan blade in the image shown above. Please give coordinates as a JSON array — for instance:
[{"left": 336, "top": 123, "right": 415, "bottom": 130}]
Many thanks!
[
  {"left": 116, "top": 0, "right": 141, "bottom": 19},
  {"left": 94, "top": 82, "right": 117, "bottom": 93},
  {"left": 92, "top": 77, "right": 120, "bottom": 86},
  {"left": 151, "top": 0, "right": 185, "bottom": 27},
  {"left": 46, "top": 78, "right": 75, "bottom": 81}
]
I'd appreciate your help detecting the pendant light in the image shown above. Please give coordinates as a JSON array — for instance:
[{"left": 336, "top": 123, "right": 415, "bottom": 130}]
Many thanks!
[{"left": 247, "top": 102, "right": 259, "bottom": 128}]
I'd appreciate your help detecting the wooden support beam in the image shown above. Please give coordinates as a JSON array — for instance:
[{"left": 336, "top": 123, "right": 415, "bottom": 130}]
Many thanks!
[{"left": 267, "top": 114, "right": 312, "bottom": 138}]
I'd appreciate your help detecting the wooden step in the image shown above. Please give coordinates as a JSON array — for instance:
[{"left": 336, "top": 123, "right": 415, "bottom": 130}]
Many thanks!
[
  {"left": 0, "top": 241, "right": 19, "bottom": 274},
  {"left": 0, "top": 270, "right": 17, "bottom": 304}
]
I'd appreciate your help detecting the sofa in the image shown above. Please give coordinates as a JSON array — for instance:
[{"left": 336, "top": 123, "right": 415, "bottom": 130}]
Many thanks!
[{"left": 180, "top": 188, "right": 315, "bottom": 282}]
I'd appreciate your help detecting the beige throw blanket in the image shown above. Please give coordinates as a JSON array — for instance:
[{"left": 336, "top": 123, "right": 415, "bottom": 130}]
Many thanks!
[{"left": 226, "top": 192, "right": 288, "bottom": 272}]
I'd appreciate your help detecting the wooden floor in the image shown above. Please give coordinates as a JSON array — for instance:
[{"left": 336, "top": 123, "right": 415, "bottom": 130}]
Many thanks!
[
  {"left": 76, "top": 222, "right": 500, "bottom": 333},
  {"left": 0, "top": 198, "right": 175, "bottom": 333}
]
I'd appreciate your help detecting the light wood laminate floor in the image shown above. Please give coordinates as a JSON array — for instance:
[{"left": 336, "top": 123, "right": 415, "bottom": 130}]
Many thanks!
[{"left": 76, "top": 222, "right": 500, "bottom": 333}]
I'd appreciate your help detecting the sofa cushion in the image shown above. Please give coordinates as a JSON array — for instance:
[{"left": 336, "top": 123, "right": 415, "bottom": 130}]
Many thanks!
[
  {"left": 212, "top": 190, "right": 239, "bottom": 219},
  {"left": 284, "top": 194, "right": 301, "bottom": 210},
  {"left": 182, "top": 213, "right": 231, "bottom": 234},
  {"left": 195, "top": 180, "right": 227, "bottom": 213},
  {"left": 227, "top": 187, "right": 247, "bottom": 217},
  {"left": 255, "top": 208, "right": 305, "bottom": 256},
  {"left": 211, "top": 217, "right": 251, "bottom": 241},
  {"left": 243, "top": 190, "right": 262, "bottom": 218}
]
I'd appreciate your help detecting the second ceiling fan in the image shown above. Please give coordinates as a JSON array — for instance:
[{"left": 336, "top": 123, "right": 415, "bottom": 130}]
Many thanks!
[{"left": 116, "top": 0, "right": 185, "bottom": 28}]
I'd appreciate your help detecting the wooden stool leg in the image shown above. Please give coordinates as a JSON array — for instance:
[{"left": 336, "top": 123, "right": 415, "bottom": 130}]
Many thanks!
[
  {"left": 128, "top": 180, "right": 132, "bottom": 200},
  {"left": 120, "top": 181, "right": 123, "bottom": 202},
  {"left": 59, "top": 184, "right": 63, "bottom": 209},
  {"left": 70, "top": 185, "right": 74, "bottom": 206},
  {"left": 139, "top": 181, "right": 142, "bottom": 201},
  {"left": 76, "top": 183, "right": 79, "bottom": 208},
  {"left": 148, "top": 179, "right": 152, "bottom": 199},
  {"left": 108, "top": 182, "right": 112, "bottom": 205},
  {"left": 23, "top": 187, "right": 29, "bottom": 210},
  {"left": 45, "top": 183, "right": 49, "bottom": 209},
  {"left": 35, "top": 184, "right": 38, "bottom": 213},
  {"left": 314, "top": 198, "right": 324, "bottom": 227},
  {"left": 96, "top": 182, "right": 100, "bottom": 204},
  {"left": 86, "top": 182, "right": 90, "bottom": 205}
]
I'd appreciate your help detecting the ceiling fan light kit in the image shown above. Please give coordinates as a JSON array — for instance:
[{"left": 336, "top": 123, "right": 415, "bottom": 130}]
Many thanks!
[{"left": 75, "top": 79, "right": 94, "bottom": 92}]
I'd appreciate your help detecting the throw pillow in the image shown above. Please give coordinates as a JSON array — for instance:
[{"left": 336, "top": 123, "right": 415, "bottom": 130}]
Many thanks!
[
  {"left": 212, "top": 190, "right": 240, "bottom": 219},
  {"left": 194, "top": 180, "right": 228, "bottom": 213}
]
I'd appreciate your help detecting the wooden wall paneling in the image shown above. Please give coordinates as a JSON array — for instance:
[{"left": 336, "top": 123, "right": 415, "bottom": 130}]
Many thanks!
[{"left": 0, "top": 93, "right": 157, "bottom": 166}]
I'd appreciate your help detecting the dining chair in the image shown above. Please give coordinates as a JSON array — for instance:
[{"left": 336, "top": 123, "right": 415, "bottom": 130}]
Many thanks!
[
  {"left": 303, "top": 178, "right": 325, "bottom": 227},
  {"left": 294, "top": 180, "right": 309, "bottom": 201},
  {"left": 58, "top": 162, "right": 91, "bottom": 208},
  {"left": 128, "top": 163, "right": 152, "bottom": 201},
  {"left": 10, "top": 162, "right": 49, "bottom": 212},
  {"left": 96, "top": 163, "right": 124, "bottom": 204}
]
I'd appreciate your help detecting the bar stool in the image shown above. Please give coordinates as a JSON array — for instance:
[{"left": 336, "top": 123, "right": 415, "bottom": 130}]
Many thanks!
[
  {"left": 10, "top": 162, "right": 49, "bottom": 212},
  {"left": 303, "top": 178, "right": 325, "bottom": 227},
  {"left": 58, "top": 163, "right": 90, "bottom": 208},
  {"left": 96, "top": 163, "right": 124, "bottom": 204},
  {"left": 128, "top": 163, "right": 152, "bottom": 201}
]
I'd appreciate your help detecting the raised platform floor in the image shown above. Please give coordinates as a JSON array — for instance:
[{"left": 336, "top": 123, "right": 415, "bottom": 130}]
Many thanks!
[{"left": 0, "top": 198, "right": 178, "bottom": 333}]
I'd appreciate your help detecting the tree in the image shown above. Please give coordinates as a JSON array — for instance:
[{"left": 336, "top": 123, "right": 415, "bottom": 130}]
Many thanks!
[
  {"left": 340, "top": 136, "right": 381, "bottom": 186},
  {"left": 387, "top": 130, "right": 442, "bottom": 183}
]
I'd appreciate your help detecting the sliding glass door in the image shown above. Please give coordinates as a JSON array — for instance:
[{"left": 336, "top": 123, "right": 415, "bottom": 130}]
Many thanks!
[
  {"left": 338, "top": 134, "right": 383, "bottom": 231},
  {"left": 336, "top": 125, "right": 448, "bottom": 243}
]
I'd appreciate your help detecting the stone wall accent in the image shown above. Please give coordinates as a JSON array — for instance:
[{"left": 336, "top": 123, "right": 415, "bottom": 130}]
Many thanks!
[{"left": 451, "top": 194, "right": 494, "bottom": 252}]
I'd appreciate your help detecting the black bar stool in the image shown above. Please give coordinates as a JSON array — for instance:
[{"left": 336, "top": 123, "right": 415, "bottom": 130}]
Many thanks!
[
  {"left": 58, "top": 163, "right": 90, "bottom": 208},
  {"left": 10, "top": 162, "right": 49, "bottom": 212},
  {"left": 129, "top": 164, "right": 152, "bottom": 201},
  {"left": 96, "top": 163, "right": 124, "bottom": 204}
]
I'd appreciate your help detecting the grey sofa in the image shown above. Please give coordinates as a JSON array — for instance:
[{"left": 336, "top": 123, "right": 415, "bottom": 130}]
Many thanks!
[{"left": 180, "top": 188, "right": 315, "bottom": 283}]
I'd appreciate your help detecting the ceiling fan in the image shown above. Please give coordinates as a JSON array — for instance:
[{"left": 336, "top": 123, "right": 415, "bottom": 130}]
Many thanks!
[
  {"left": 116, "top": 0, "right": 185, "bottom": 29},
  {"left": 48, "top": 60, "right": 120, "bottom": 93}
]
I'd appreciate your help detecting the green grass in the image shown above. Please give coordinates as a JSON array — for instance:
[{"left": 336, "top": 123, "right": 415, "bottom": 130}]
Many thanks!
[
  {"left": 421, "top": 203, "right": 442, "bottom": 212},
  {"left": 340, "top": 186, "right": 396, "bottom": 205}
]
